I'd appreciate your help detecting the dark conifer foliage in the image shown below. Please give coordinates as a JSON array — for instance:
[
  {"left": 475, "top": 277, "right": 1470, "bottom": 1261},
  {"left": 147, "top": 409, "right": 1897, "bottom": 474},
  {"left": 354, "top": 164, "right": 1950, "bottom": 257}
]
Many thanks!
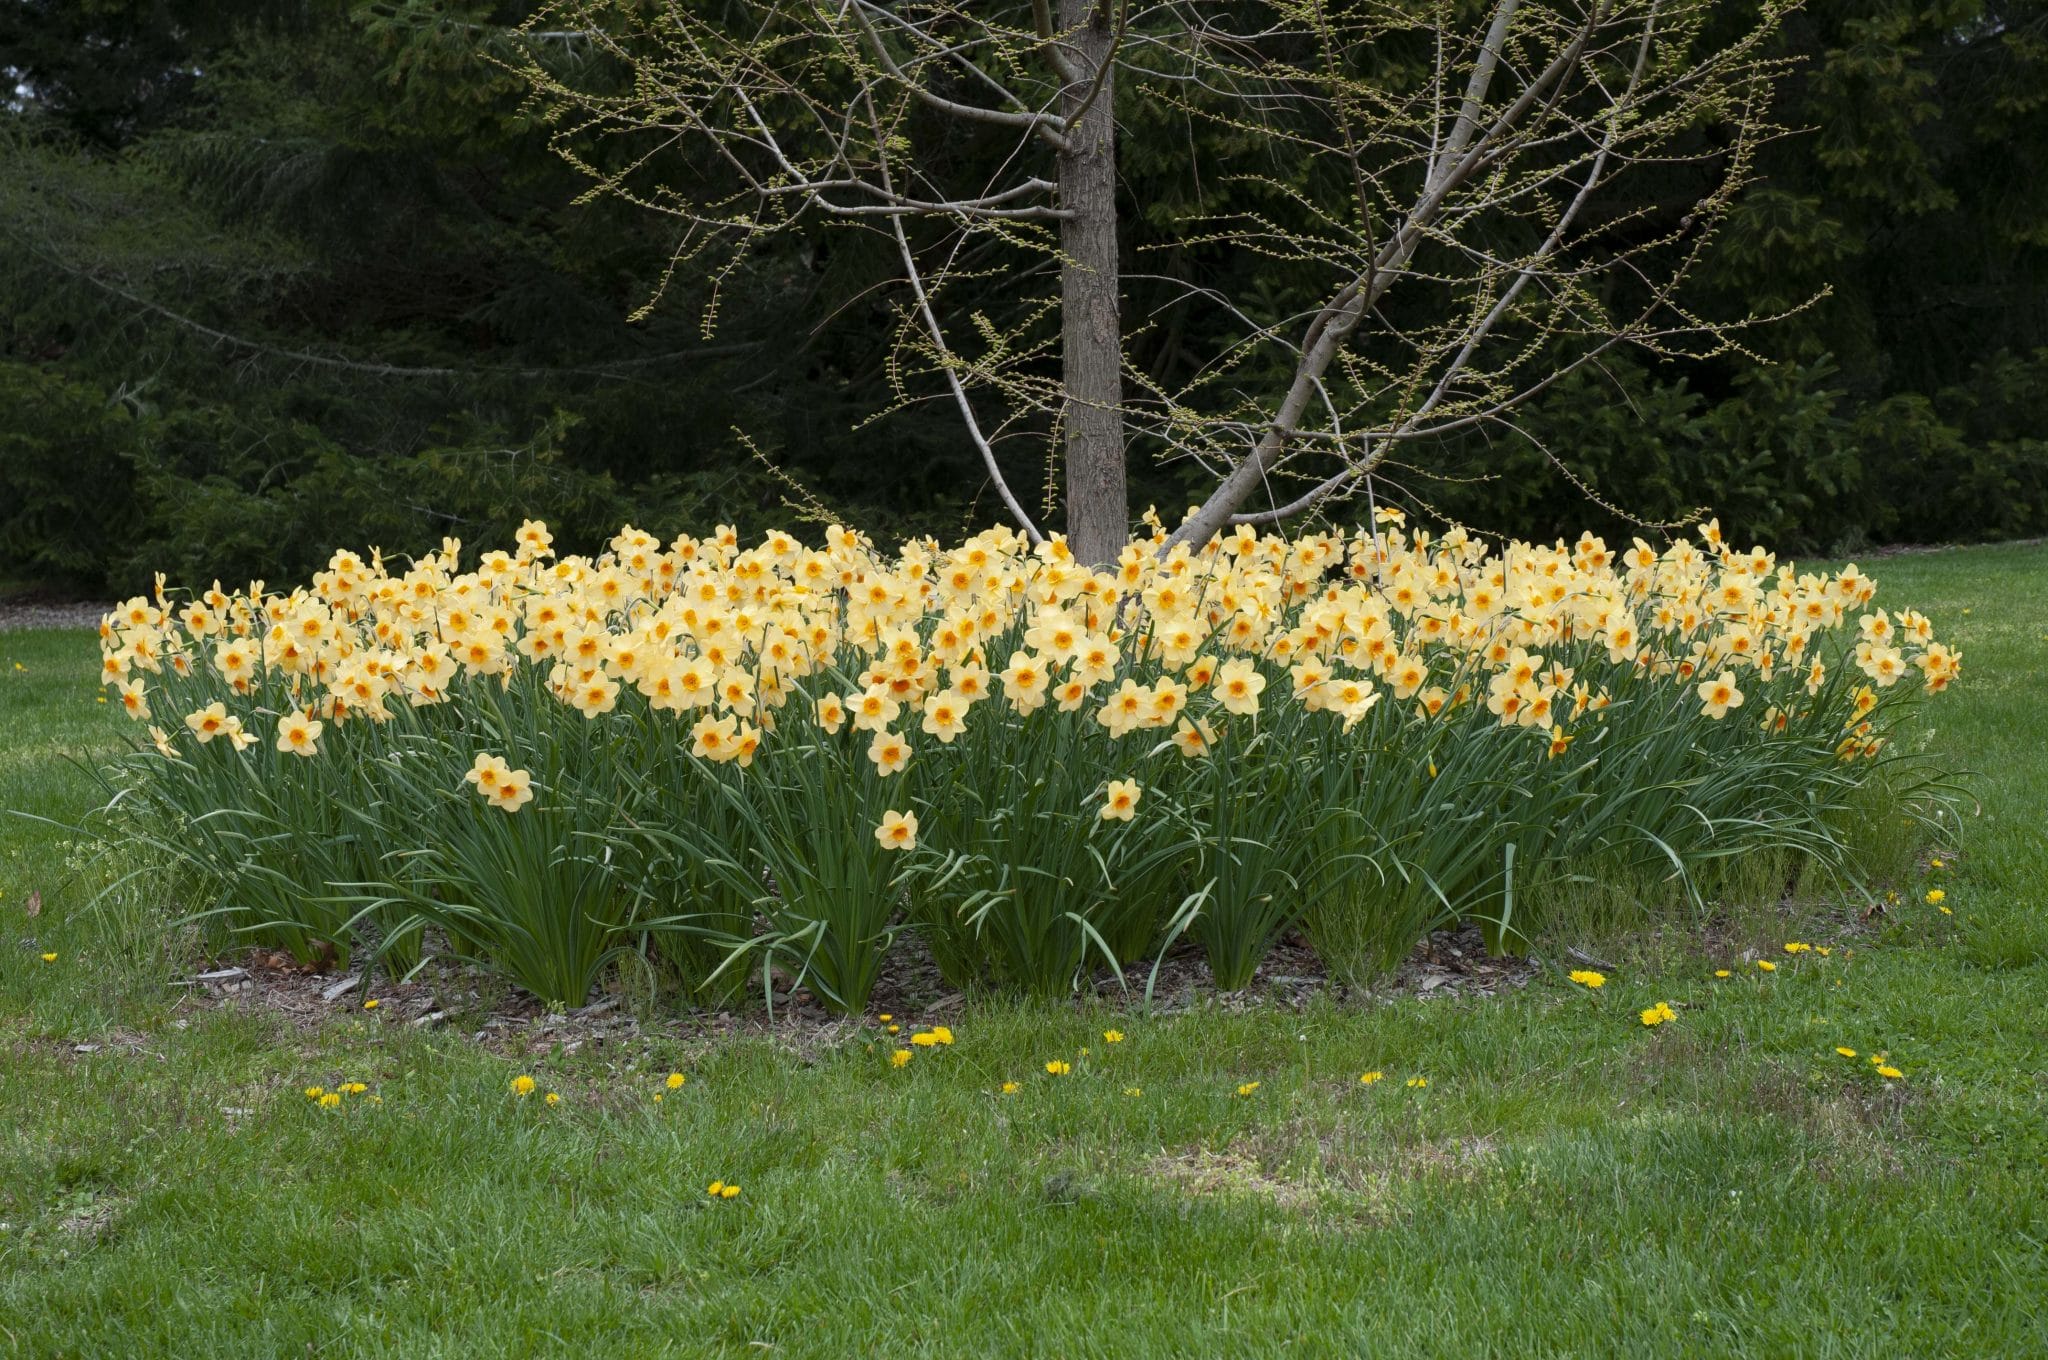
[{"left": 3, "top": 1, "right": 2044, "bottom": 591}]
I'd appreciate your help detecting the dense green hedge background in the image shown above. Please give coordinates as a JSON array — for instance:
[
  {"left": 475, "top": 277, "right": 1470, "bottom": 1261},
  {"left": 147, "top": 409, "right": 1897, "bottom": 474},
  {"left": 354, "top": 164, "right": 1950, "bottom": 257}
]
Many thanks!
[{"left": 4, "top": 1, "right": 2045, "bottom": 593}]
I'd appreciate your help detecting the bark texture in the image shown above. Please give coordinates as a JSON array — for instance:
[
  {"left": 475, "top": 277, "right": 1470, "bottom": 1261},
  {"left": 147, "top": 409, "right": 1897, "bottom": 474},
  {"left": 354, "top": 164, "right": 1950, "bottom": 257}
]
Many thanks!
[{"left": 1056, "top": 0, "right": 1126, "bottom": 567}]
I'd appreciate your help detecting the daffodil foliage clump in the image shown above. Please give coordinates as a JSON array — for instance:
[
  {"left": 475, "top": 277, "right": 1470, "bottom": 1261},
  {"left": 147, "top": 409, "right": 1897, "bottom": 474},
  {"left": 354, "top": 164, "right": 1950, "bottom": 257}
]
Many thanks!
[{"left": 96, "top": 515, "right": 1959, "bottom": 1010}]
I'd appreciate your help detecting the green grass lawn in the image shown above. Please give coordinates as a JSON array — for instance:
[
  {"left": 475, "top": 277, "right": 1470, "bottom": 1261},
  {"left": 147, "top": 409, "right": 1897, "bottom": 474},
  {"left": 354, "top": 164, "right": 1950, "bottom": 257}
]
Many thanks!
[{"left": 2, "top": 544, "right": 2045, "bottom": 1358}]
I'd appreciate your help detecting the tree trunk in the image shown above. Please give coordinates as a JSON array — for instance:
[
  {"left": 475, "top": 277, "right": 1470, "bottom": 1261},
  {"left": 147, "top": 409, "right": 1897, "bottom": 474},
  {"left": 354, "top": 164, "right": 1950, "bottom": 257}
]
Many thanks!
[{"left": 1056, "top": 0, "right": 1125, "bottom": 567}]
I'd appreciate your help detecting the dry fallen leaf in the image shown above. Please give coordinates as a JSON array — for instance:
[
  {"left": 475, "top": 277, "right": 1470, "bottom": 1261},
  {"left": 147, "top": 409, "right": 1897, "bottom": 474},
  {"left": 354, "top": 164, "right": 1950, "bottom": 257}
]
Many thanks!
[{"left": 25, "top": 890, "right": 40, "bottom": 919}]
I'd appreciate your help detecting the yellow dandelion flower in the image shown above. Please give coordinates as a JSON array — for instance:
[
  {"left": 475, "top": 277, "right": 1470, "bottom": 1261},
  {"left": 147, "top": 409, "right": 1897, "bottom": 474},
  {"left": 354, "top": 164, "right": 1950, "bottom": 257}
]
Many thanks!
[
  {"left": 1359, "top": 1071, "right": 1384, "bottom": 1085},
  {"left": 304, "top": 1086, "right": 325, "bottom": 1099},
  {"left": 1714, "top": 969, "right": 1732, "bottom": 978},
  {"left": 1000, "top": 1081, "right": 1020, "bottom": 1094},
  {"left": 1568, "top": 969, "right": 1606, "bottom": 988},
  {"left": 545, "top": 1091, "right": 560, "bottom": 1106},
  {"left": 1757, "top": 960, "right": 1777, "bottom": 972},
  {"left": 1835, "top": 1047, "right": 1857, "bottom": 1058},
  {"left": 1103, "top": 1030, "right": 1124, "bottom": 1043},
  {"left": 362, "top": 999, "right": 379, "bottom": 1010},
  {"left": 1044, "top": 1060, "right": 1071, "bottom": 1076},
  {"left": 1406, "top": 1076, "right": 1428, "bottom": 1089},
  {"left": 511, "top": 1074, "right": 536, "bottom": 1096},
  {"left": 1124, "top": 1087, "right": 1142, "bottom": 1098},
  {"left": 891, "top": 1049, "right": 912, "bottom": 1068},
  {"left": 720, "top": 1184, "right": 740, "bottom": 1199},
  {"left": 40, "top": 952, "right": 57, "bottom": 964},
  {"left": 318, "top": 1092, "right": 341, "bottom": 1108},
  {"left": 1925, "top": 889, "right": 1946, "bottom": 905},
  {"left": 665, "top": 1072, "right": 686, "bottom": 1090},
  {"left": 1235, "top": 1082, "right": 1260, "bottom": 1097},
  {"left": 1876, "top": 1065, "right": 1903, "bottom": 1080}
]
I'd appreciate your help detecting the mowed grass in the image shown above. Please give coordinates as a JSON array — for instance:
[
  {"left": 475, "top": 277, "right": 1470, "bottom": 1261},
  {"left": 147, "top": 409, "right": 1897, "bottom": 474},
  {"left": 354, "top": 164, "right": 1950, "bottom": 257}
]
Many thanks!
[{"left": 2, "top": 544, "right": 2045, "bottom": 1358}]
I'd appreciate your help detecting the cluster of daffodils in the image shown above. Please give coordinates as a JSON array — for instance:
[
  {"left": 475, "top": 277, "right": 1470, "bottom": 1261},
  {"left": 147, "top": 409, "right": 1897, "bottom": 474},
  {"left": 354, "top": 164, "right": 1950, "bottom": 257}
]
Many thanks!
[
  {"left": 102, "top": 513, "right": 1954, "bottom": 810},
  {"left": 96, "top": 512, "right": 1957, "bottom": 1008}
]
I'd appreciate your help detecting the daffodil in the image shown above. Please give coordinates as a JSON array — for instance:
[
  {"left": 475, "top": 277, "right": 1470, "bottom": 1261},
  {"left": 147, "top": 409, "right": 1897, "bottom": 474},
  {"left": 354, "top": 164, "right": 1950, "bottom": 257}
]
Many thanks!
[{"left": 1099, "top": 778, "right": 1140, "bottom": 821}]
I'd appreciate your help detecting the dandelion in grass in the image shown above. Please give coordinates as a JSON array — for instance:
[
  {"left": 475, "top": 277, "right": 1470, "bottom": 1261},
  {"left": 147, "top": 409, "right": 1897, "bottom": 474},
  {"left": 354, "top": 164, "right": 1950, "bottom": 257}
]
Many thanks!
[
  {"left": 1568, "top": 970, "right": 1606, "bottom": 989},
  {"left": 931, "top": 1025, "right": 953, "bottom": 1045},
  {"left": 511, "top": 1075, "right": 536, "bottom": 1096},
  {"left": 1000, "top": 1081, "right": 1020, "bottom": 1095},
  {"left": 1406, "top": 1076, "right": 1428, "bottom": 1089},
  {"left": 665, "top": 1072, "right": 686, "bottom": 1090},
  {"left": 304, "top": 1086, "right": 326, "bottom": 1099},
  {"left": 1783, "top": 942, "right": 1812, "bottom": 954},
  {"left": 363, "top": 999, "right": 379, "bottom": 1010},
  {"left": 545, "top": 1092, "right": 560, "bottom": 1106},
  {"left": 911, "top": 1031, "right": 939, "bottom": 1047},
  {"left": 890, "top": 1049, "right": 911, "bottom": 1068},
  {"left": 318, "top": 1092, "right": 341, "bottom": 1108},
  {"left": 1235, "top": 1082, "right": 1261, "bottom": 1097},
  {"left": 1756, "top": 960, "right": 1777, "bottom": 972},
  {"left": 1124, "top": 1087, "right": 1142, "bottom": 1098},
  {"left": 878, "top": 1014, "right": 891, "bottom": 1023},
  {"left": 1102, "top": 1030, "right": 1124, "bottom": 1044},
  {"left": 874, "top": 809, "right": 918, "bottom": 851},
  {"left": 1925, "top": 889, "right": 1946, "bottom": 905},
  {"left": 1359, "top": 1071, "right": 1384, "bottom": 1085},
  {"left": 1100, "top": 778, "right": 1140, "bottom": 822},
  {"left": 1640, "top": 1002, "right": 1677, "bottom": 1027},
  {"left": 1714, "top": 969, "right": 1732, "bottom": 979},
  {"left": 886, "top": 1024, "right": 900, "bottom": 1034},
  {"left": 1876, "top": 1065, "right": 1903, "bottom": 1080},
  {"left": 1044, "top": 1060, "right": 1071, "bottom": 1076},
  {"left": 1929, "top": 858, "right": 1945, "bottom": 870},
  {"left": 39, "top": 952, "right": 56, "bottom": 964},
  {"left": 341, "top": 1082, "right": 367, "bottom": 1095},
  {"left": 1836, "top": 1047, "right": 1858, "bottom": 1058}
]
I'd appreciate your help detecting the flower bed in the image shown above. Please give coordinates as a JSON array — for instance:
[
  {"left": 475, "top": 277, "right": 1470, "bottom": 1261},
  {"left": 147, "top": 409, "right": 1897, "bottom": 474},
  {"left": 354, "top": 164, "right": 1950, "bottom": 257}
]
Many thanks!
[{"left": 95, "top": 515, "right": 1958, "bottom": 1010}]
